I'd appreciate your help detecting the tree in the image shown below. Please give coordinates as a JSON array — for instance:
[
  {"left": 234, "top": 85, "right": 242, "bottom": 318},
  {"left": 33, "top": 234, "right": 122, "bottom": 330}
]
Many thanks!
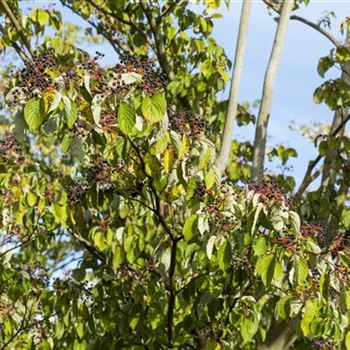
[{"left": 0, "top": 1, "right": 350, "bottom": 349}]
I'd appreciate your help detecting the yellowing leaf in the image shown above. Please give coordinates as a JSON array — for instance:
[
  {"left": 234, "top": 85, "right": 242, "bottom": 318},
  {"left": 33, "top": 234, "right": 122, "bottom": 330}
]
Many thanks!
[
  {"left": 182, "top": 134, "right": 190, "bottom": 155},
  {"left": 164, "top": 147, "right": 175, "bottom": 173},
  {"left": 205, "top": 0, "right": 220, "bottom": 9},
  {"left": 205, "top": 168, "right": 216, "bottom": 189},
  {"left": 198, "top": 147, "right": 212, "bottom": 170}
]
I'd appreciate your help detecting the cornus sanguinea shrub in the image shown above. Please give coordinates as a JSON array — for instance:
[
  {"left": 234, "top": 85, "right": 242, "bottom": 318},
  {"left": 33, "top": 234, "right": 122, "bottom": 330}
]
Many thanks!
[
  {"left": 0, "top": 46, "right": 349, "bottom": 350},
  {"left": 1, "top": 1, "right": 350, "bottom": 350}
]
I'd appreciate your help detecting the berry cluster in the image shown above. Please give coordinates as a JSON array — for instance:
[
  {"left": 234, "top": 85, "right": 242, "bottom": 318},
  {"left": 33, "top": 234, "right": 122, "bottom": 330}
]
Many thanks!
[
  {"left": 113, "top": 55, "right": 166, "bottom": 94},
  {"left": 169, "top": 109, "right": 206, "bottom": 138},
  {"left": 274, "top": 234, "right": 296, "bottom": 252},
  {"left": 17, "top": 49, "right": 57, "bottom": 96},
  {"left": 202, "top": 197, "right": 222, "bottom": 215},
  {"left": 0, "top": 133, "right": 18, "bottom": 157},
  {"left": 312, "top": 337, "right": 334, "bottom": 350},
  {"left": 300, "top": 223, "right": 325, "bottom": 241},
  {"left": 65, "top": 182, "right": 88, "bottom": 206},
  {"left": 248, "top": 179, "right": 287, "bottom": 207},
  {"left": 334, "top": 263, "right": 349, "bottom": 284},
  {"left": 100, "top": 113, "right": 117, "bottom": 129},
  {"left": 72, "top": 121, "right": 86, "bottom": 136},
  {"left": 330, "top": 235, "right": 350, "bottom": 255},
  {"left": 195, "top": 184, "right": 212, "bottom": 197},
  {"left": 85, "top": 160, "right": 112, "bottom": 184},
  {"left": 211, "top": 214, "right": 236, "bottom": 234},
  {"left": 80, "top": 51, "right": 105, "bottom": 82}
]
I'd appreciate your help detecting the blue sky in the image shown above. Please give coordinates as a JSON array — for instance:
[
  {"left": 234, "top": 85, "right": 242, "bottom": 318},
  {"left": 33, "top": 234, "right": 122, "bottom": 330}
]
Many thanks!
[
  {"left": 18, "top": 1, "right": 350, "bottom": 185},
  {"left": 213, "top": 1, "right": 349, "bottom": 184}
]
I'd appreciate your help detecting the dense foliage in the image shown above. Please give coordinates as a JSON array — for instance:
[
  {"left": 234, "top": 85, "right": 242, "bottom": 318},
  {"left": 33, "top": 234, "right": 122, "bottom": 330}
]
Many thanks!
[{"left": 1, "top": 1, "right": 350, "bottom": 349}]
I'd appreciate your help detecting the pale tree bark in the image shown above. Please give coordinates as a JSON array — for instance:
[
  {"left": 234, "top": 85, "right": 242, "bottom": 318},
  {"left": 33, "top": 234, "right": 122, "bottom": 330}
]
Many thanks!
[
  {"left": 258, "top": 318, "right": 299, "bottom": 350},
  {"left": 215, "top": 0, "right": 251, "bottom": 175},
  {"left": 251, "top": 0, "right": 293, "bottom": 181}
]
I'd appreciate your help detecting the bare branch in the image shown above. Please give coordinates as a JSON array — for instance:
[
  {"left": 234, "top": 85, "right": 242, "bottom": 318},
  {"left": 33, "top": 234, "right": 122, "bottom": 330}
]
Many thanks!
[
  {"left": 290, "top": 15, "right": 341, "bottom": 48},
  {"left": 0, "top": 0, "right": 33, "bottom": 57},
  {"left": 262, "top": 0, "right": 340, "bottom": 48}
]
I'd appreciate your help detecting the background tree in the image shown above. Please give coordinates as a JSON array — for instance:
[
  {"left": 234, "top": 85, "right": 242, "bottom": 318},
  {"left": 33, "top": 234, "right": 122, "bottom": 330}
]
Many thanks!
[{"left": 0, "top": 1, "right": 350, "bottom": 350}]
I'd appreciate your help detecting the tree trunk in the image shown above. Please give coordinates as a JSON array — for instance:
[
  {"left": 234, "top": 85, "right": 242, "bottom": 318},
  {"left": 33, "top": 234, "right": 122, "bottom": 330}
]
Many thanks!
[
  {"left": 251, "top": 0, "right": 293, "bottom": 181},
  {"left": 215, "top": 0, "right": 251, "bottom": 175},
  {"left": 258, "top": 318, "right": 298, "bottom": 350}
]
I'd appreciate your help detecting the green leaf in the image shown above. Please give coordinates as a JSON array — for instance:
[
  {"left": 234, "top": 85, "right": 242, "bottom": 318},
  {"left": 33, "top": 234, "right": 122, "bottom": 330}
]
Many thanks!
[
  {"left": 256, "top": 254, "right": 275, "bottom": 286},
  {"left": 295, "top": 257, "right": 308, "bottom": 285},
  {"left": 271, "top": 213, "right": 284, "bottom": 231},
  {"left": 276, "top": 296, "right": 292, "bottom": 320},
  {"left": 240, "top": 316, "right": 258, "bottom": 343},
  {"left": 48, "top": 91, "right": 62, "bottom": 113},
  {"left": 91, "top": 94, "right": 104, "bottom": 125},
  {"left": 253, "top": 235, "right": 267, "bottom": 256},
  {"left": 118, "top": 102, "right": 136, "bottom": 134},
  {"left": 217, "top": 240, "right": 231, "bottom": 271},
  {"left": 37, "top": 8, "right": 50, "bottom": 26},
  {"left": 346, "top": 331, "right": 350, "bottom": 350},
  {"left": 206, "top": 235, "right": 216, "bottom": 260},
  {"left": 301, "top": 299, "right": 318, "bottom": 336},
  {"left": 73, "top": 268, "right": 86, "bottom": 282},
  {"left": 62, "top": 96, "right": 78, "bottom": 128},
  {"left": 289, "top": 211, "right": 300, "bottom": 234},
  {"left": 24, "top": 97, "right": 44, "bottom": 132},
  {"left": 183, "top": 214, "right": 198, "bottom": 241},
  {"left": 317, "top": 56, "right": 334, "bottom": 78},
  {"left": 151, "top": 132, "right": 170, "bottom": 155},
  {"left": 93, "top": 230, "right": 107, "bottom": 251},
  {"left": 205, "top": 168, "right": 216, "bottom": 189},
  {"left": 141, "top": 93, "right": 166, "bottom": 123},
  {"left": 75, "top": 323, "right": 85, "bottom": 339},
  {"left": 346, "top": 290, "right": 350, "bottom": 309},
  {"left": 198, "top": 147, "right": 212, "bottom": 170},
  {"left": 61, "top": 132, "right": 72, "bottom": 154},
  {"left": 26, "top": 191, "right": 38, "bottom": 207}
]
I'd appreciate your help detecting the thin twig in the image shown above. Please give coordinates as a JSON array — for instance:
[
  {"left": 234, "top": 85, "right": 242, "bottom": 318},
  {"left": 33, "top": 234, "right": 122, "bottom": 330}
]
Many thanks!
[
  {"left": 158, "top": 0, "right": 182, "bottom": 22},
  {"left": 290, "top": 15, "right": 340, "bottom": 48},
  {"left": 262, "top": 0, "right": 340, "bottom": 48},
  {"left": 295, "top": 112, "right": 350, "bottom": 198},
  {"left": 176, "top": 272, "right": 210, "bottom": 295}
]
